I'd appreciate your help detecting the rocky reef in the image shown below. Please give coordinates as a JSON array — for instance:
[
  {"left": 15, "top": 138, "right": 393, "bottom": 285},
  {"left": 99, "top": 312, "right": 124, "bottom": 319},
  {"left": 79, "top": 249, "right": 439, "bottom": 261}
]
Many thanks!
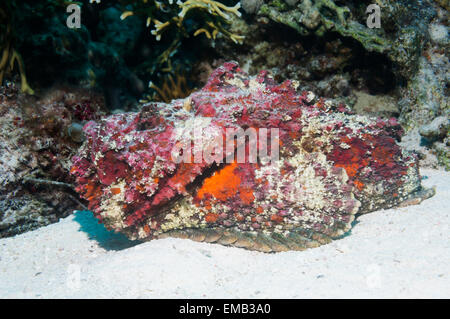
[
  {"left": 71, "top": 62, "right": 433, "bottom": 252},
  {"left": 0, "top": 83, "right": 105, "bottom": 237},
  {"left": 252, "top": 0, "right": 433, "bottom": 78},
  {"left": 204, "top": 0, "right": 449, "bottom": 169},
  {"left": 1, "top": 0, "right": 245, "bottom": 109}
]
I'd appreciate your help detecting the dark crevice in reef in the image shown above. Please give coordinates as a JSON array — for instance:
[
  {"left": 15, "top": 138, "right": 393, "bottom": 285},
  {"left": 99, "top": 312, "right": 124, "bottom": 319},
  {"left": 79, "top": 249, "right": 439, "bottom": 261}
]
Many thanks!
[
  {"left": 338, "top": 35, "right": 402, "bottom": 95},
  {"left": 199, "top": 20, "right": 404, "bottom": 105},
  {"left": 305, "top": 32, "right": 403, "bottom": 95}
]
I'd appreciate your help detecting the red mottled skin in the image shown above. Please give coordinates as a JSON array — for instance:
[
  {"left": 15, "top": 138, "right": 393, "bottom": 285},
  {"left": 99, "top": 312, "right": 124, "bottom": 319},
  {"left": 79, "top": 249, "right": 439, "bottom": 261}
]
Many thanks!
[{"left": 71, "top": 62, "right": 424, "bottom": 247}]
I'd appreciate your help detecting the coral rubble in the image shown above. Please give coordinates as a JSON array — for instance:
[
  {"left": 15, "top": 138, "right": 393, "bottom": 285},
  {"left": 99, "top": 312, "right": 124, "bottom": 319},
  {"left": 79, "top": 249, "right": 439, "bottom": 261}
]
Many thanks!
[{"left": 71, "top": 62, "right": 433, "bottom": 252}]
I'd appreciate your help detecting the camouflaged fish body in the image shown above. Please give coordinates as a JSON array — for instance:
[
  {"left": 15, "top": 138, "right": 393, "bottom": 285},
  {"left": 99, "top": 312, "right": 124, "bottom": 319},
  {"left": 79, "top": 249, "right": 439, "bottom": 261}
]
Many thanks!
[{"left": 71, "top": 62, "right": 434, "bottom": 252}]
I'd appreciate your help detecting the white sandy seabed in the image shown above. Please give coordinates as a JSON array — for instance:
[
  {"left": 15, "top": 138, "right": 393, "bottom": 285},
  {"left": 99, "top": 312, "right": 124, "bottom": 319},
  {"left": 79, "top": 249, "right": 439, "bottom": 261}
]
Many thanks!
[{"left": 0, "top": 169, "right": 449, "bottom": 299}]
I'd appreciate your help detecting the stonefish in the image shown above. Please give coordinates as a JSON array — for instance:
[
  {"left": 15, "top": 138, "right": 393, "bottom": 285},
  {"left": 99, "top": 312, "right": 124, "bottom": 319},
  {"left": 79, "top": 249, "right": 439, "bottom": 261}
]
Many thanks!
[{"left": 71, "top": 62, "right": 434, "bottom": 252}]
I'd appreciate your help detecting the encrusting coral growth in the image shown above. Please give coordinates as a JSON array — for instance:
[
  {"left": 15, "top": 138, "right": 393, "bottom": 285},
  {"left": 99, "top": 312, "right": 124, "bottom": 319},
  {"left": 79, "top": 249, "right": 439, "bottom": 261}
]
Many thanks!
[
  {"left": 71, "top": 62, "right": 434, "bottom": 252},
  {"left": 250, "top": 0, "right": 435, "bottom": 79}
]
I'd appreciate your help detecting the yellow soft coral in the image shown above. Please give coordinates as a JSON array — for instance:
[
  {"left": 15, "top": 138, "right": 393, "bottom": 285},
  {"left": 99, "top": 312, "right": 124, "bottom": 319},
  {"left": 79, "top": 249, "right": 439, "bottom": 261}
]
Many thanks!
[
  {"left": 0, "top": 46, "right": 35, "bottom": 95},
  {"left": 92, "top": 0, "right": 244, "bottom": 66},
  {"left": 168, "top": 0, "right": 244, "bottom": 44},
  {"left": 142, "top": 70, "right": 192, "bottom": 103}
]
